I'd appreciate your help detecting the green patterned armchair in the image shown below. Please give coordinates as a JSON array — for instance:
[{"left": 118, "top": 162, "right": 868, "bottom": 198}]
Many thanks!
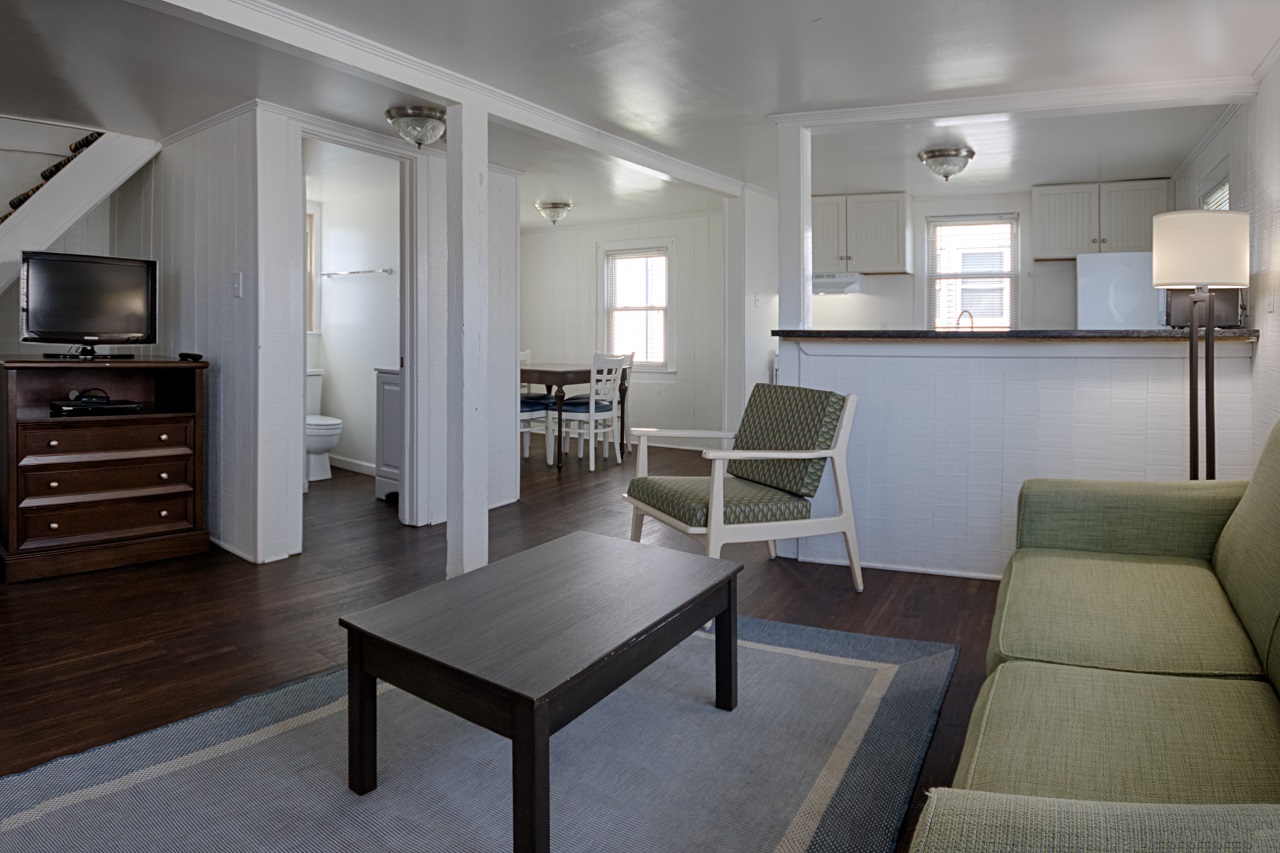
[{"left": 622, "top": 383, "right": 863, "bottom": 591}]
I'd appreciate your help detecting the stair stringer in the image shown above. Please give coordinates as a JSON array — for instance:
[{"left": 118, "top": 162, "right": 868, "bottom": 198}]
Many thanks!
[{"left": 0, "top": 132, "right": 161, "bottom": 295}]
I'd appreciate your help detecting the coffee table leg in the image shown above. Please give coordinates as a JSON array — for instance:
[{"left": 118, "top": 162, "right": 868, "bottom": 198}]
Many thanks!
[
  {"left": 348, "top": 633, "right": 377, "bottom": 794},
  {"left": 715, "top": 575, "right": 738, "bottom": 711},
  {"left": 512, "top": 703, "right": 551, "bottom": 853}
]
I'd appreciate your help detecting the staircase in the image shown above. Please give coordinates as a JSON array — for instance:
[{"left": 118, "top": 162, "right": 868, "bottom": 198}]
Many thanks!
[
  {"left": 0, "top": 131, "right": 104, "bottom": 227},
  {"left": 0, "top": 128, "right": 161, "bottom": 294}
]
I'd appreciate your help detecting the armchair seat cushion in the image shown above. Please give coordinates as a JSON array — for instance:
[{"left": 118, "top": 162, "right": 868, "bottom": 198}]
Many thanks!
[
  {"left": 955, "top": 661, "right": 1280, "bottom": 804},
  {"left": 626, "top": 475, "right": 812, "bottom": 528},
  {"left": 987, "top": 548, "right": 1261, "bottom": 677}
]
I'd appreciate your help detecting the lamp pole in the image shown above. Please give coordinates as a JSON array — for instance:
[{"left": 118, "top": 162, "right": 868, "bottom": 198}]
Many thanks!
[{"left": 1187, "top": 285, "right": 1215, "bottom": 480}]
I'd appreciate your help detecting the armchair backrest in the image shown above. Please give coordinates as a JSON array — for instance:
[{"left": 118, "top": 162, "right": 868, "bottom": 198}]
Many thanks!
[
  {"left": 1214, "top": 419, "right": 1280, "bottom": 682},
  {"left": 726, "top": 383, "right": 849, "bottom": 498}
]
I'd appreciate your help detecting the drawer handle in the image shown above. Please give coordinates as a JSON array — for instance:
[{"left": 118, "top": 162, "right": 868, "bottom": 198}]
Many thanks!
[
  {"left": 159, "top": 472, "right": 169, "bottom": 481},
  {"left": 159, "top": 510, "right": 169, "bottom": 518},
  {"left": 159, "top": 433, "right": 170, "bottom": 442},
  {"left": 48, "top": 481, "right": 58, "bottom": 489},
  {"left": 48, "top": 522, "right": 59, "bottom": 530},
  {"left": 48, "top": 440, "right": 59, "bottom": 448}
]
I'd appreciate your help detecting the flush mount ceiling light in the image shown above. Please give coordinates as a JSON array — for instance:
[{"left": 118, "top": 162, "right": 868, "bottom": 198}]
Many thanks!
[
  {"left": 917, "top": 147, "right": 975, "bottom": 181},
  {"left": 385, "top": 106, "right": 446, "bottom": 148},
  {"left": 534, "top": 201, "right": 572, "bottom": 225}
]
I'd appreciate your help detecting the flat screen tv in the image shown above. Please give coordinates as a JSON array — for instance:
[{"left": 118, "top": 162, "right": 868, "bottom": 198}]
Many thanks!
[{"left": 20, "top": 251, "right": 157, "bottom": 357}]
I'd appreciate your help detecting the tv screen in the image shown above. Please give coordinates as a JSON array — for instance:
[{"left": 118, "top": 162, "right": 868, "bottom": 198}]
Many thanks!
[{"left": 20, "top": 251, "right": 157, "bottom": 347}]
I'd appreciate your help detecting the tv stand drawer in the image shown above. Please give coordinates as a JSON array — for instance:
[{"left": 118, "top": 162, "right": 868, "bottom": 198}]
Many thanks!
[
  {"left": 18, "top": 495, "right": 193, "bottom": 549},
  {"left": 19, "top": 418, "right": 192, "bottom": 459},
  {"left": 20, "top": 459, "right": 192, "bottom": 501}
]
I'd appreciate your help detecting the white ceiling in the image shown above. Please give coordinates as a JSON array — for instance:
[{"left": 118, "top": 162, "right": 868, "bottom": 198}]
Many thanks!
[{"left": 0, "top": 0, "right": 1277, "bottom": 226}]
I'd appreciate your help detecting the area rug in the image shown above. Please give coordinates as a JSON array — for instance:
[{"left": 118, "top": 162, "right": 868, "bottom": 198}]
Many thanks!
[{"left": 0, "top": 617, "right": 955, "bottom": 852}]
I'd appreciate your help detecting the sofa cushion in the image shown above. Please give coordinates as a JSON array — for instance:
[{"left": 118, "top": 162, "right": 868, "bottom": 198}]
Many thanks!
[
  {"left": 1215, "top": 420, "right": 1280, "bottom": 684},
  {"left": 909, "top": 788, "right": 1280, "bottom": 853},
  {"left": 626, "top": 475, "right": 812, "bottom": 528},
  {"left": 954, "top": 661, "right": 1280, "bottom": 804},
  {"left": 987, "top": 548, "right": 1261, "bottom": 677}
]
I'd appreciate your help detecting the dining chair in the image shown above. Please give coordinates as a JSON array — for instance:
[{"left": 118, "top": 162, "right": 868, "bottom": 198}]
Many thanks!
[
  {"left": 555, "top": 353, "right": 626, "bottom": 472},
  {"left": 622, "top": 382, "right": 863, "bottom": 591},
  {"left": 517, "top": 350, "right": 554, "bottom": 463}
]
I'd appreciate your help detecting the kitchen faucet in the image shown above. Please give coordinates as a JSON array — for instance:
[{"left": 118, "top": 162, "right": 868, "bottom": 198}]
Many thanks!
[{"left": 957, "top": 309, "right": 975, "bottom": 330}]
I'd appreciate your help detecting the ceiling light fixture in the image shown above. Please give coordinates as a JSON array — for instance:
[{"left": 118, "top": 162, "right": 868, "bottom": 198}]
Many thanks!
[
  {"left": 385, "top": 106, "right": 446, "bottom": 148},
  {"left": 534, "top": 201, "right": 573, "bottom": 225},
  {"left": 917, "top": 147, "right": 975, "bottom": 181}
]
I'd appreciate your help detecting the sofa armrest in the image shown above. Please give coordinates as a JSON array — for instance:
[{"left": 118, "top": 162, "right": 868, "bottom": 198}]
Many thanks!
[
  {"left": 1016, "top": 478, "right": 1247, "bottom": 561},
  {"left": 910, "top": 788, "right": 1280, "bottom": 853}
]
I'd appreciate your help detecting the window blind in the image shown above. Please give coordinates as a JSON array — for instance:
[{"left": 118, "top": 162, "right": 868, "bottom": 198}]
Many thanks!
[
  {"left": 1202, "top": 179, "right": 1230, "bottom": 212},
  {"left": 605, "top": 248, "right": 668, "bottom": 367},
  {"left": 927, "top": 215, "right": 1019, "bottom": 331}
]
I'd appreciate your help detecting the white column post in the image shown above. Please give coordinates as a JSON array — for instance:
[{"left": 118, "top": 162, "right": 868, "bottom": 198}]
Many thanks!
[
  {"left": 445, "top": 102, "right": 490, "bottom": 576},
  {"left": 777, "top": 124, "right": 813, "bottom": 333}
]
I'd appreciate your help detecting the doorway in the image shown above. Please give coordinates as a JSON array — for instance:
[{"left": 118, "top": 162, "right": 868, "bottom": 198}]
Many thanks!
[{"left": 300, "top": 138, "right": 402, "bottom": 514}]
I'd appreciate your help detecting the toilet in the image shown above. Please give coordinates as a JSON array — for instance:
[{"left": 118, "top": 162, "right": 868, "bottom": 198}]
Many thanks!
[{"left": 305, "top": 368, "right": 344, "bottom": 481}]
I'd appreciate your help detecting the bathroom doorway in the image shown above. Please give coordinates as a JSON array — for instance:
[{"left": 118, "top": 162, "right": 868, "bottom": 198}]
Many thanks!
[{"left": 301, "top": 137, "right": 402, "bottom": 514}]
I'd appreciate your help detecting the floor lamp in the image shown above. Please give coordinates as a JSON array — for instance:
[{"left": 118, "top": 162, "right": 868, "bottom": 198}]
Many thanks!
[{"left": 1151, "top": 210, "right": 1250, "bottom": 480}]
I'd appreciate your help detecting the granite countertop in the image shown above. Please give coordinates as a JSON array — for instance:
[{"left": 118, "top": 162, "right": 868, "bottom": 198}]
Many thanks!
[{"left": 773, "top": 328, "right": 1261, "bottom": 341}]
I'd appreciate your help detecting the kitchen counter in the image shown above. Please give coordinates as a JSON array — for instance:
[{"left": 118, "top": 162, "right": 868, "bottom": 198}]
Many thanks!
[{"left": 774, "top": 328, "right": 1260, "bottom": 341}]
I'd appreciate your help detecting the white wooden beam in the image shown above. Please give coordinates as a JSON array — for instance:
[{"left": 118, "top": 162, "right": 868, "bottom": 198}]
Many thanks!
[
  {"left": 445, "top": 102, "right": 490, "bottom": 576},
  {"left": 777, "top": 124, "right": 812, "bottom": 334}
]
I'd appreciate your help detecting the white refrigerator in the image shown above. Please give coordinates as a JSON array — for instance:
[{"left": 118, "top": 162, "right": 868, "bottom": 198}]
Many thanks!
[{"left": 1075, "top": 252, "right": 1163, "bottom": 330}]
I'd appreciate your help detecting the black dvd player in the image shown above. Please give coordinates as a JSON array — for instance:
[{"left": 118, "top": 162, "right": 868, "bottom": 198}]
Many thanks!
[{"left": 50, "top": 399, "right": 144, "bottom": 416}]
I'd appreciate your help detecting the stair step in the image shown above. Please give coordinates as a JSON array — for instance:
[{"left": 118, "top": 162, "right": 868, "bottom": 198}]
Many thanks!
[
  {"left": 68, "top": 132, "right": 102, "bottom": 155},
  {"left": 9, "top": 183, "right": 45, "bottom": 211},
  {"left": 40, "top": 155, "right": 76, "bottom": 182}
]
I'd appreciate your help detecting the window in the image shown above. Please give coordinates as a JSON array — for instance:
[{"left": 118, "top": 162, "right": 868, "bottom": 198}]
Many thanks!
[
  {"left": 927, "top": 216, "right": 1019, "bottom": 331},
  {"left": 1202, "top": 178, "right": 1230, "bottom": 211},
  {"left": 601, "top": 242, "right": 671, "bottom": 369}
]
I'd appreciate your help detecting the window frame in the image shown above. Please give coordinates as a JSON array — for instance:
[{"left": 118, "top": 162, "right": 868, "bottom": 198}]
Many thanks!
[
  {"left": 597, "top": 236, "right": 677, "bottom": 373},
  {"left": 926, "top": 213, "right": 1021, "bottom": 332}
]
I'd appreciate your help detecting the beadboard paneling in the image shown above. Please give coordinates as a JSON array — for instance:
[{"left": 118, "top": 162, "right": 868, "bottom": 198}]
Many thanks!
[
  {"left": 787, "top": 339, "right": 1255, "bottom": 578},
  {"left": 1248, "top": 63, "right": 1280, "bottom": 457}
]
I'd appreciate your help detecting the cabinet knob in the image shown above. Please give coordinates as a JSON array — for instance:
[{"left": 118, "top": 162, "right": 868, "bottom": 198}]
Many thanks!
[
  {"left": 1091, "top": 238, "right": 1099, "bottom": 244},
  {"left": 48, "top": 481, "right": 58, "bottom": 489},
  {"left": 159, "top": 433, "right": 169, "bottom": 442},
  {"left": 159, "top": 472, "right": 169, "bottom": 481},
  {"left": 48, "top": 440, "right": 58, "bottom": 447},
  {"left": 48, "top": 522, "right": 59, "bottom": 530},
  {"left": 159, "top": 510, "right": 169, "bottom": 518},
  {"left": 1100, "top": 238, "right": 1107, "bottom": 244}
]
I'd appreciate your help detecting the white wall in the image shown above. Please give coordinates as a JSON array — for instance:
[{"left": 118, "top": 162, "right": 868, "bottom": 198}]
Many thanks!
[
  {"left": 312, "top": 183, "right": 400, "bottom": 474},
  {"left": 521, "top": 212, "right": 725, "bottom": 433},
  {"left": 1175, "top": 61, "right": 1280, "bottom": 459},
  {"left": 724, "top": 188, "right": 779, "bottom": 429}
]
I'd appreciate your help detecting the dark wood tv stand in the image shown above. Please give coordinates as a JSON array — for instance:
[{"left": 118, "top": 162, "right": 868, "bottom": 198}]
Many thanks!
[{"left": 0, "top": 357, "right": 210, "bottom": 582}]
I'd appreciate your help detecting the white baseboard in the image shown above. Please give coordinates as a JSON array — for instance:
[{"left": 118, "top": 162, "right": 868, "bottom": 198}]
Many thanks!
[{"left": 329, "top": 456, "right": 376, "bottom": 477}]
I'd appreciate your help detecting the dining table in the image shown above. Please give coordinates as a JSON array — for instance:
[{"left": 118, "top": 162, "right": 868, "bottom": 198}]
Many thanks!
[{"left": 520, "top": 362, "right": 629, "bottom": 471}]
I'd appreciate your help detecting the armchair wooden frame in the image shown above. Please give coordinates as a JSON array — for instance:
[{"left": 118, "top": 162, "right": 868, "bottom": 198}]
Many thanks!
[{"left": 623, "top": 393, "right": 862, "bottom": 591}]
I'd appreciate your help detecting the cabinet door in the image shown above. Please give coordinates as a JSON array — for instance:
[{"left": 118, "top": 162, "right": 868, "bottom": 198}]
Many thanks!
[
  {"left": 848, "top": 193, "right": 912, "bottom": 273},
  {"left": 1099, "top": 180, "right": 1170, "bottom": 253},
  {"left": 811, "top": 196, "right": 847, "bottom": 273},
  {"left": 1032, "top": 184, "right": 1100, "bottom": 259}
]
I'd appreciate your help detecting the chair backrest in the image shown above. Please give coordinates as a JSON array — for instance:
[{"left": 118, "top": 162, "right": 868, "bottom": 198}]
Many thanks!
[
  {"left": 519, "top": 350, "right": 532, "bottom": 393},
  {"left": 726, "top": 383, "right": 849, "bottom": 498},
  {"left": 1214, "top": 418, "right": 1280, "bottom": 682},
  {"left": 587, "top": 353, "right": 627, "bottom": 411}
]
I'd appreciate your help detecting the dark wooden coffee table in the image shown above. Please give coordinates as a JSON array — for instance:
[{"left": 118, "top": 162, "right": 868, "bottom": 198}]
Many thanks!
[{"left": 338, "top": 531, "right": 742, "bottom": 853}]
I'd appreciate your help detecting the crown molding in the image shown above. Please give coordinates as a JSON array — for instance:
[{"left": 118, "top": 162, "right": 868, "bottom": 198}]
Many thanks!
[
  {"left": 133, "top": 0, "right": 743, "bottom": 197},
  {"left": 159, "top": 100, "right": 258, "bottom": 147},
  {"left": 769, "top": 77, "right": 1260, "bottom": 130},
  {"left": 1256, "top": 35, "right": 1280, "bottom": 81}
]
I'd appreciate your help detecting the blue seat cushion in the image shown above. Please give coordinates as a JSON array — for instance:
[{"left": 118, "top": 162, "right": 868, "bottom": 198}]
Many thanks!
[
  {"left": 563, "top": 393, "right": 589, "bottom": 402},
  {"left": 520, "top": 399, "right": 550, "bottom": 413},
  {"left": 561, "top": 399, "right": 612, "bottom": 413},
  {"left": 521, "top": 392, "right": 556, "bottom": 406}
]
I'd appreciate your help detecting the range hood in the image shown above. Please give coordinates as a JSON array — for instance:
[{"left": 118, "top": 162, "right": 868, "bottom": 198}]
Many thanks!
[{"left": 812, "top": 272, "right": 863, "bottom": 294}]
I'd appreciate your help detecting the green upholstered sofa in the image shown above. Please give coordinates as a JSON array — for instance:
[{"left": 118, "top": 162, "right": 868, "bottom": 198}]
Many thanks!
[{"left": 910, "top": 423, "right": 1280, "bottom": 852}]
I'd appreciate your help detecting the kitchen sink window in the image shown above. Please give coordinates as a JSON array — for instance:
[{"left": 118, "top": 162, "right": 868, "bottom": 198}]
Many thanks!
[{"left": 927, "top": 215, "right": 1019, "bottom": 331}]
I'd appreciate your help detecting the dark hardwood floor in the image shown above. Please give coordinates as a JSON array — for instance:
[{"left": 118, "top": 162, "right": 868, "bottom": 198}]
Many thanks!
[{"left": 0, "top": 439, "right": 998, "bottom": 849}]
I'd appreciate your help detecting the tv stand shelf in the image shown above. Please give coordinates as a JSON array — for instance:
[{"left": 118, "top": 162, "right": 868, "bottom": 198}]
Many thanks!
[{"left": 0, "top": 357, "right": 210, "bottom": 582}]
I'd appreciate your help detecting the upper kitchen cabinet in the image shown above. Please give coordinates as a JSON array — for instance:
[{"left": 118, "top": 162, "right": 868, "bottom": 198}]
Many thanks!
[
  {"left": 1031, "top": 180, "right": 1171, "bottom": 260},
  {"left": 812, "top": 193, "right": 913, "bottom": 274}
]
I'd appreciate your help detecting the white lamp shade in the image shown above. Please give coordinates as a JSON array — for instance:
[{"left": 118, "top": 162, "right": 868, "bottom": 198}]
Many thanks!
[{"left": 1151, "top": 210, "right": 1250, "bottom": 289}]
